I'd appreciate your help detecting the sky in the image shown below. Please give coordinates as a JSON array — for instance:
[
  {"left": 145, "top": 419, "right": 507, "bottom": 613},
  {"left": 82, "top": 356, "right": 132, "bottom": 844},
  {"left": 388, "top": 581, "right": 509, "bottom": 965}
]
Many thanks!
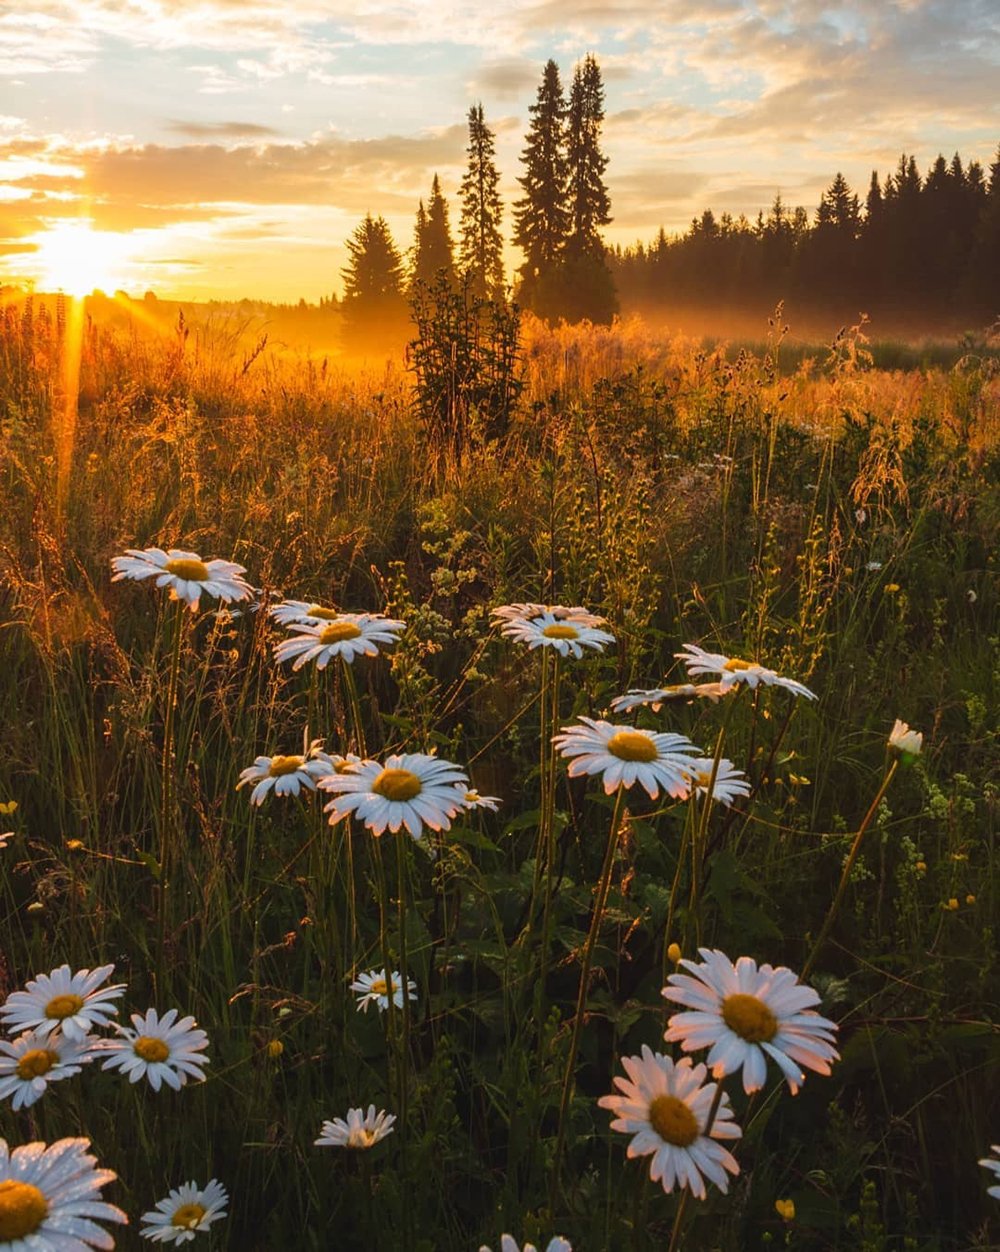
[{"left": 1, "top": 0, "right": 997, "bottom": 302}]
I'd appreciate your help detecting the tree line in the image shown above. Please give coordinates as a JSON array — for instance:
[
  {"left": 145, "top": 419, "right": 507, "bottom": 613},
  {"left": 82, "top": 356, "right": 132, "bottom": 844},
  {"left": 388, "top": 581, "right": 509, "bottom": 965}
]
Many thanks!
[{"left": 610, "top": 152, "right": 1000, "bottom": 325}]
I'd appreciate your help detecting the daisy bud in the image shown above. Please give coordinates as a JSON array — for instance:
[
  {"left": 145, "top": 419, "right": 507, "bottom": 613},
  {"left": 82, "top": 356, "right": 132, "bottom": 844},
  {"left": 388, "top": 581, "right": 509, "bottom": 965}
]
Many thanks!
[{"left": 888, "top": 719, "right": 922, "bottom": 761}]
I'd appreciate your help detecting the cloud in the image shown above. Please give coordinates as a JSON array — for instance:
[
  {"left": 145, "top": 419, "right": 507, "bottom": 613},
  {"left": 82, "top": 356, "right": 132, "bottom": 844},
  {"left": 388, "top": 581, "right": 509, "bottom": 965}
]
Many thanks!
[
  {"left": 468, "top": 57, "right": 542, "bottom": 99},
  {"left": 167, "top": 120, "right": 282, "bottom": 138}
]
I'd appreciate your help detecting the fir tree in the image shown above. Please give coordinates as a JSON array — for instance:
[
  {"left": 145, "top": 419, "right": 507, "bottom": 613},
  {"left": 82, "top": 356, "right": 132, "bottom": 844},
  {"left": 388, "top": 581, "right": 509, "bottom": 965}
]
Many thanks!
[
  {"left": 514, "top": 59, "right": 569, "bottom": 289},
  {"left": 458, "top": 104, "right": 505, "bottom": 299},
  {"left": 566, "top": 53, "right": 612, "bottom": 258},
  {"left": 340, "top": 213, "right": 408, "bottom": 349},
  {"left": 412, "top": 176, "right": 456, "bottom": 290}
]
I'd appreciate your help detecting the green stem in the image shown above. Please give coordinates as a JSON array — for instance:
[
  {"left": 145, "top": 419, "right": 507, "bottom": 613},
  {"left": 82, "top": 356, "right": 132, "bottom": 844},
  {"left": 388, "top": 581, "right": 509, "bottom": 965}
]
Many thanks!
[
  {"left": 395, "top": 831, "right": 412, "bottom": 1252},
  {"left": 342, "top": 658, "right": 368, "bottom": 757},
  {"left": 802, "top": 757, "right": 898, "bottom": 980},
  {"left": 156, "top": 601, "right": 185, "bottom": 986},
  {"left": 553, "top": 787, "right": 627, "bottom": 1194}
]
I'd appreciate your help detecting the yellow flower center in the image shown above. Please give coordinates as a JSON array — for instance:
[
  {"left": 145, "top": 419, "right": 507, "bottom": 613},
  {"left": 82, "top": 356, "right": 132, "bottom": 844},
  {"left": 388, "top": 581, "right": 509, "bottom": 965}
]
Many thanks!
[
  {"left": 693, "top": 771, "right": 714, "bottom": 788},
  {"left": 164, "top": 558, "right": 210, "bottom": 581},
  {"left": 0, "top": 1181, "right": 49, "bottom": 1241},
  {"left": 172, "top": 1203, "right": 207, "bottom": 1230},
  {"left": 541, "top": 624, "right": 580, "bottom": 640},
  {"left": 369, "top": 978, "right": 389, "bottom": 996},
  {"left": 722, "top": 993, "right": 778, "bottom": 1043},
  {"left": 334, "top": 760, "right": 356, "bottom": 774},
  {"left": 15, "top": 1048, "right": 58, "bottom": 1080},
  {"left": 133, "top": 1036, "right": 171, "bottom": 1063},
  {"left": 319, "top": 621, "right": 363, "bottom": 644},
  {"left": 306, "top": 605, "right": 340, "bottom": 620},
  {"left": 606, "top": 731, "right": 658, "bottom": 763},
  {"left": 723, "top": 657, "right": 756, "bottom": 672},
  {"left": 647, "top": 1094, "right": 699, "bottom": 1147},
  {"left": 268, "top": 755, "right": 304, "bottom": 777},
  {"left": 371, "top": 768, "right": 422, "bottom": 802},
  {"left": 44, "top": 993, "right": 84, "bottom": 1021}
]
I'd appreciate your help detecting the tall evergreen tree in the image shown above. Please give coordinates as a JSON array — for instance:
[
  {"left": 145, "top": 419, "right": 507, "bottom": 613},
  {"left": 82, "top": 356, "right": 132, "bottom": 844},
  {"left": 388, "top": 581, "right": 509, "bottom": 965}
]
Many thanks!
[
  {"left": 458, "top": 104, "right": 505, "bottom": 299},
  {"left": 566, "top": 53, "right": 612, "bottom": 258},
  {"left": 412, "top": 175, "right": 456, "bottom": 289},
  {"left": 514, "top": 59, "right": 570, "bottom": 288},
  {"left": 340, "top": 213, "right": 407, "bottom": 348}
]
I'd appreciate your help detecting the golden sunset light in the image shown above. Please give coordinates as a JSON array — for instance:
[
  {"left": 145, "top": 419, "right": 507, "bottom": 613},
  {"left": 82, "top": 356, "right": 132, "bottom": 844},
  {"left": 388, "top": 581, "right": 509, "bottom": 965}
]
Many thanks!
[{"left": 0, "top": 6, "right": 997, "bottom": 1249}]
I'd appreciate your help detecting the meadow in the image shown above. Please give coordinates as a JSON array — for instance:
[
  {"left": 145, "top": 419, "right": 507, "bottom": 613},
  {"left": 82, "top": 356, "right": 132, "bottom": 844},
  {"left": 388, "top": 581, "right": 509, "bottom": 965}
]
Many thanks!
[{"left": 0, "top": 298, "right": 998, "bottom": 1250}]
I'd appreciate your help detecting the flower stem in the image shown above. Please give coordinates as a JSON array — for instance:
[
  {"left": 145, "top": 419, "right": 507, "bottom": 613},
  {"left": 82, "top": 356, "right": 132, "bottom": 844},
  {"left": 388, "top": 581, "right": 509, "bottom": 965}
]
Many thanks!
[
  {"left": 802, "top": 757, "right": 898, "bottom": 980},
  {"left": 156, "top": 600, "right": 185, "bottom": 987}
]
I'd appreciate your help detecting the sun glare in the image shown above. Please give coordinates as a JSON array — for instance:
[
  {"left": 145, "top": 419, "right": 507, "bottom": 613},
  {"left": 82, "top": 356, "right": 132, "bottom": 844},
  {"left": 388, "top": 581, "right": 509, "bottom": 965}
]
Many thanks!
[{"left": 31, "top": 221, "right": 133, "bottom": 296}]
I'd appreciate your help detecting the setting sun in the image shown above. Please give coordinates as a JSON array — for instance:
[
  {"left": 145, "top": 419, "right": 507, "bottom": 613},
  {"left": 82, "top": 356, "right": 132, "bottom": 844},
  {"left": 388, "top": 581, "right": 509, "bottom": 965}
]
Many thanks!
[{"left": 30, "top": 221, "right": 133, "bottom": 296}]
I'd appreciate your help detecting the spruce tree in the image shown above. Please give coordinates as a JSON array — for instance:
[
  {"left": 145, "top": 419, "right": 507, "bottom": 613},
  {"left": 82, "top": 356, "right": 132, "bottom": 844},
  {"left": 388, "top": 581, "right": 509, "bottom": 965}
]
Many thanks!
[
  {"left": 514, "top": 59, "right": 569, "bottom": 297},
  {"left": 458, "top": 104, "right": 505, "bottom": 299},
  {"left": 340, "top": 213, "right": 407, "bottom": 349},
  {"left": 412, "top": 177, "right": 456, "bottom": 290},
  {"left": 566, "top": 53, "right": 612, "bottom": 258}
]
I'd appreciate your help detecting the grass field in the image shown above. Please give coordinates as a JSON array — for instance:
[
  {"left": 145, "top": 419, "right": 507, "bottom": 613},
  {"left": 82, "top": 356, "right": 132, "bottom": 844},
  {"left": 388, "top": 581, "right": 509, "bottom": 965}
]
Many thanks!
[{"left": 0, "top": 298, "right": 998, "bottom": 1250}]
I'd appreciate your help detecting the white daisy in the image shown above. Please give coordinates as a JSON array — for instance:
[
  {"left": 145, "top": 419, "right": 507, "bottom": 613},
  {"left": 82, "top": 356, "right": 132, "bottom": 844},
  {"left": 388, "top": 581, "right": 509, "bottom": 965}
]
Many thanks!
[
  {"left": 315, "top": 1106, "right": 396, "bottom": 1149},
  {"left": 682, "top": 759, "right": 751, "bottom": 808},
  {"left": 0, "top": 1030, "right": 97, "bottom": 1111},
  {"left": 236, "top": 741, "right": 335, "bottom": 805},
  {"left": 0, "top": 964, "right": 125, "bottom": 1042},
  {"left": 460, "top": 789, "right": 502, "bottom": 812},
  {"left": 273, "top": 613, "right": 406, "bottom": 670},
  {"left": 349, "top": 969, "right": 417, "bottom": 1014},
  {"left": 610, "top": 684, "right": 727, "bottom": 713},
  {"left": 496, "top": 610, "right": 615, "bottom": 659},
  {"left": 675, "top": 644, "right": 817, "bottom": 700},
  {"left": 98, "top": 1008, "right": 209, "bottom": 1092},
  {"left": 663, "top": 948, "right": 840, "bottom": 1095},
  {"left": 979, "top": 1145, "right": 1000, "bottom": 1200},
  {"left": 320, "top": 752, "right": 469, "bottom": 840},
  {"left": 268, "top": 599, "right": 345, "bottom": 627},
  {"left": 140, "top": 1179, "right": 228, "bottom": 1244},
  {"left": 492, "top": 602, "right": 605, "bottom": 626},
  {"left": 0, "top": 833, "right": 13, "bottom": 850},
  {"left": 552, "top": 717, "right": 702, "bottom": 799},
  {"left": 888, "top": 719, "right": 922, "bottom": 757},
  {"left": 111, "top": 547, "right": 253, "bottom": 614},
  {"left": 0, "top": 1136, "right": 127, "bottom": 1249},
  {"left": 480, "top": 1237, "right": 572, "bottom": 1252},
  {"left": 598, "top": 1044, "right": 741, "bottom": 1200}
]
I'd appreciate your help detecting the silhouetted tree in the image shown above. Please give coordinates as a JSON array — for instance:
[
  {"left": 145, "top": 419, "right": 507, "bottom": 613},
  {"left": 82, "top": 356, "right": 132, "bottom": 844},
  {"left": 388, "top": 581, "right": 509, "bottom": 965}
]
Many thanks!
[
  {"left": 341, "top": 213, "right": 408, "bottom": 349},
  {"left": 459, "top": 104, "right": 505, "bottom": 299},
  {"left": 412, "top": 175, "right": 456, "bottom": 291}
]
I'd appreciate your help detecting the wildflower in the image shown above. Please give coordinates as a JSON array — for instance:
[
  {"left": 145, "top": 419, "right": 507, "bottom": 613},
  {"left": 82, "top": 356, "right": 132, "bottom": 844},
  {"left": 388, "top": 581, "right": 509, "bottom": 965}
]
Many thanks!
[
  {"left": 495, "top": 609, "right": 615, "bottom": 659},
  {"left": 265, "top": 1040, "right": 284, "bottom": 1059},
  {"left": 966, "top": 894, "right": 976, "bottom": 905},
  {"left": 315, "top": 1106, "right": 396, "bottom": 1149},
  {"left": 552, "top": 717, "right": 701, "bottom": 800},
  {"left": 967, "top": 588, "right": 977, "bottom": 604},
  {"left": 269, "top": 599, "right": 346, "bottom": 627},
  {"left": 460, "top": 790, "right": 502, "bottom": 812},
  {"left": 946, "top": 898, "right": 959, "bottom": 911},
  {"left": 480, "top": 1240, "right": 571, "bottom": 1252},
  {"left": 663, "top": 948, "right": 839, "bottom": 1095},
  {"left": 320, "top": 752, "right": 468, "bottom": 840},
  {"left": 98, "top": 1008, "right": 209, "bottom": 1092},
  {"left": 0, "top": 964, "right": 125, "bottom": 1042},
  {"left": 682, "top": 759, "right": 751, "bottom": 807},
  {"left": 888, "top": 719, "right": 922, "bottom": 759},
  {"left": 0, "top": 1030, "right": 97, "bottom": 1110},
  {"left": 349, "top": 969, "right": 416, "bottom": 1014},
  {"left": 667, "top": 943, "right": 682, "bottom": 965},
  {"left": 675, "top": 644, "right": 816, "bottom": 700},
  {"left": 273, "top": 613, "right": 406, "bottom": 670},
  {"left": 491, "top": 602, "right": 603, "bottom": 626},
  {"left": 914, "top": 860, "right": 927, "bottom": 874},
  {"left": 598, "top": 1045, "right": 741, "bottom": 1199},
  {"left": 610, "top": 683, "right": 726, "bottom": 713},
  {"left": 237, "top": 741, "right": 334, "bottom": 805},
  {"left": 0, "top": 833, "right": 13, "bottom": 850},
  {"left": 865, "top": 561, "right": 883, "bottom": 571},
  {"left": 884, "top": 583, "right": 900, "bottom": 594},
  {"left": 111, "top": 547, "right": 252, "bottom": 613},
  {"left": 979, "top": 1145, "right": 1000, "bottom": 1200},
  {"left": 775, "top": 1198, "right": 796, "bottom": 1221},
  {"left": 140, "top": 1179, "right": 228, "bottom": 1244},
  {"left": 0, "top": 800, "right": 16, "bottom": 815},
  {"left": 0, "top": 1136, "right": 126, "bottom": 1248}
]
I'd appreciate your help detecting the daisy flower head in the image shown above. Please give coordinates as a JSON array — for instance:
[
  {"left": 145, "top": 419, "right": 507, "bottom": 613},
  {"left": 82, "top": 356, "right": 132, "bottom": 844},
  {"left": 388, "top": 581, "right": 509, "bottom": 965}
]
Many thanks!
[
  {"left": 99, "top": 1008, "right": 209, "bottom": 1092},
  {"left": 237, "top": 742, "right": 335, "bottom": 805},
  {"left": 319, "top": 752, "right": 469, "bottom": 840},
  {"left": 610, "top": 683, "right": 728, "bottom": 713},
  {"left": 0, "top": 1136, "right": 126, "bottom": 1249},
  {"left": 0, "top": 1030, "right": 97, "bottom": 1111},
  {"left": 315, "top": 1106, "right": 396, "bottom": 1150},
  {"left": 492, "top": 601, "right": 605, "bottom": 626},
  {"left": 349, "top": 970, "right": 417, "bottom": 1014},
  {"left": 552, "top": 717, "right": 701, "bottom": 799},
  {"left": 273, "top": 612, "right": 406, "bottom": 670},
  {"left": 675, "top": 644, "right": 817, "bottom": 700},
  {"left": 111, "top": 547, "right": 253, "bottom": 614},
  {"left": 682, "top": 758, "right": 751, "bottom": 808},
  {"left": 460, "top": 789, "right": 502, "bottom": 812},
  {"left": 268, "top": 599, "right": 344, "bottom": 627},
  {"left": 979, "top": 1145, "right": 1000, "bottom": 1200},
  {"left": 497, "top": 609, "right": 615, "bottom": 659},
  {"left": 663, "top": 948, "right": 840, "bottom": 1095},
  {"left": 480, "top": 1238, "right": 572, "bottom": 1252},
  {"left": 598, "top": 1044, "right": 741, "bottom": 1200},
  {"left": 888, "top": 719, "right": 922, "bottom": 759},
  {"left": 0, "top": 964, "right": 125, "bottom": 1042},
  {"left": 140, "top": 1179, "right": 228, "bottom": 1244}
]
